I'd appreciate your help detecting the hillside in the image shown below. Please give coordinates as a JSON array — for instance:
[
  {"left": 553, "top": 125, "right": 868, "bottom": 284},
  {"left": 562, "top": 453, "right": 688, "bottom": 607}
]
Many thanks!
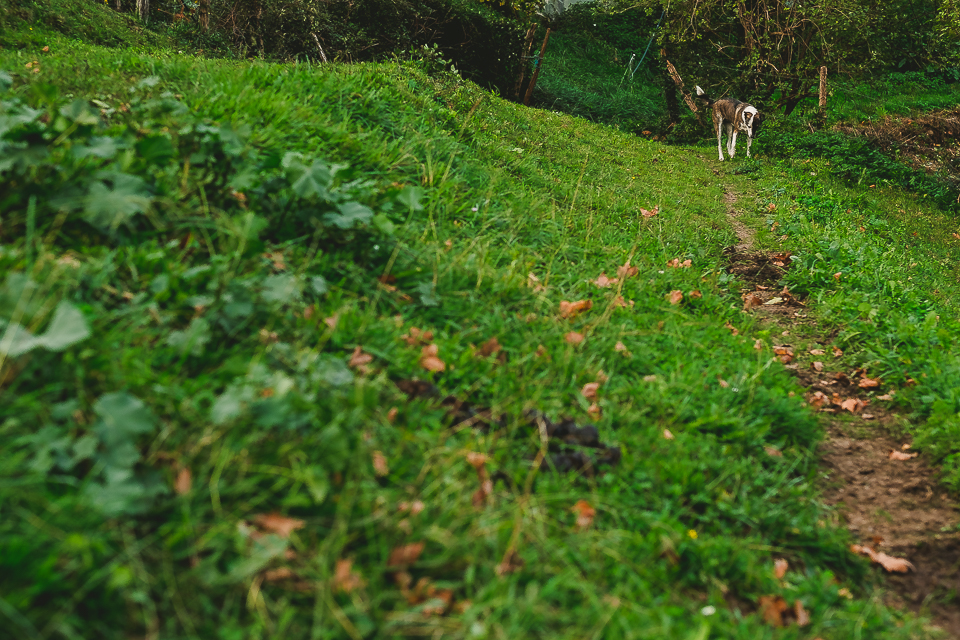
[{"left": 3, "top": 9, "right": 960, "bottom": 640}]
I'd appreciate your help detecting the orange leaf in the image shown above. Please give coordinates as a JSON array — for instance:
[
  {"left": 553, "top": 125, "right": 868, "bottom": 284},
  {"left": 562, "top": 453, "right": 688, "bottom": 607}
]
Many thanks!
[
  {"left": 560, "top": 299, "right": 593, "bottom": 318},
  {"left": 594, "top": 272, "right": 619, "bottom": 288},
  {"left": 174, "top": 467, "right": 192, "bottom": 495},
  {"left": 774, "top": 558, "right": 788, "bottom": 580},
  {"left": 613, "top": 295, "right": 634, "bottom": 308},
  {"left": 349, "top": 345, "right": 374, "bottom": 370},
  {"left": 565, "top": 332, "right": 585, "bottom": 345},
  {"left": 617, "top": 260, "right": 639, "bottom": 278},
  {"left": 615, "top": 341, "right": 627, "bottom": 352},
  {"left": 252, "top": 513, "right": 305, "bottom": 538},
  {"left": 419, "top": 344, "right": 446, "bottom": 372},
  {"left": 832, "top": 346, "right": 843, "bottom": 357},
  {"left": 667, "top": 290, "right": 683, "bottom": 305},
  {"left": 724, "top": 321, "right": 739, "bottom": 336},
  {"left": 811, "top": 361, "right": 824, "bottom": 372},
  {"left": 809, "top": 348, "right": 826, "bottom": 355},
  {"left": 640, "top": 205, "right": 659, "bottom": 218},
  {"left": 587, "top": 402, "right": 602, "bottom": 418},
  {"left": 581, "top": 382, "right": 600, "bottom": 400},
  {"left": 689, "top": 289, "right": 702, "bottom": 299},
  {"left": 851, "top": 544, "right": 915, "bottom": 572},
  {"left": 372, "top": 450, "right": 389, "bottom": 476},
  {"left": 794, "top": 600, "right": 810, "bottom": 626},
  {"left": 767, "top": 203, "right": 777, "bottom": 212},
  {"left": 765, "top": 446, "right": 783, "bottom": 457},
  {"left": 387, "top": 407, "right": 398, "bottom": 422},
  {"left": 889, "top": 450, "right": 918, "bottom": 461},
  {"left": 388, "top": 542, "right": 425, "bottom": 567},
  {"left": 841, "top": 398, "right": 868, "bottom": 414},
  {"left": 758, "top": 595, "right": 788, "bottom": 627},
  {"left": 833, "top": 272, "right": 842, "bottom": 280},
  {"left": 743, "top": 293, "right": 762, "bottom": 311},
  {"left": 477, "top": 337, "right": 502, "bottom": 357},
  {"left": 572, "top": 499, "right": 596, "bottom": 530},
  {"left": 465, "top": 452, "right": 489, "bottom": 470},
  {"left": 809, "top": 391, "right": 829, "bottom": 408},
  {"left": 858, "top": 377, "right": 880, "bottom": 388},
  {"left": 333, "top": 558, "right": 364, "bottom": 593}
]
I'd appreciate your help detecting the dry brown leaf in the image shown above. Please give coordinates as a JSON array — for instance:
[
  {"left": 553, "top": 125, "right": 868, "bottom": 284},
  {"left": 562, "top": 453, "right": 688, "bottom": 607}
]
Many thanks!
[
  {"left": 617, "top": 260, "right": 639, "bottom": 278},
  {"left": 724, "top": 321, "right": 739, "bottom": 336},
  {"left": 465, "top": 452, "right": 489, "bottom": 470},
  {"left": 594, "top": 272, "right": 619, "bottom": 288},
  {"left": 832, "top": 346, "right": 843, "bottom": 357},
  {"left": 640, "top": 205, "right": 659, "bottom": 218},
  {"left": 263, "top": 567, "right": 296, "bottom": 582},
  {"left": 565, "top": 332, "right": 585, "bottom": 345},
  {"left": 662, "top": 428, "right": 675, "bottom": 440},
  {"left": 809, "top": 391, "right": 829, "bottom": 408},
  {"left": 765, "top": 446, "right": 783, "bottom": 457},
  {"left": 560, "top": 299, "right": 593, "bottom": 318},
  {"left": 811, "top": 361, "right": 824, "bottom": 372},
  {"left": 901, "top": 443, "right": 912, "bottom": 451},
  {"left": 794, "top": 600, "right": 810, "bottom": 626},
  {"left": 877, "top": 393, "right": 894, "bottom": 401},
  {"left": 718, "top": 378, "right": 730, "bottom": 388},
  {"left": 773, "top": 558, "right": 788, "bottom": 580},
  {"left": 833, "top": 272, "right": 842, "bottom": 280},
  {"left": 388, "top": 542, "right": 425, "bottom": 567},
  {"left": 419, "top": 344, "right": 446, "bottom": 372},
  {"left": 643, "top": 374, "right": 657, "bottom": 382},
  {"left": 536, "top": 344, "right": 550, "bottom": 359},
  {"left": 889, "top": 450, "right": 918, "bottom": 461},
  {"left": 858, "top": 377, "right": 880, "bottom": 388},
  {"left": 840, "top": 397, "right": 868, "bottom": 413},
  {"left": 754, "top": 339, "right": 764, "bottom": 350},
  {"left": 758, "top": 595, "right": 788, "bottom": 627},
  {"left": 387, "top": 407, "right": 398, "bottom": 422},
  {"left": 743, "top": 293, "right": 762, "bottom": 311},
  {"left": 174, "top": 467, "right": 192, "bottom": 495},
  {"left": 333, "top": 559, "right": 364, "bottom": 593},
  {"left": 477, "top": 337, "right": 502, "bottom": 357},
  {"left": 324, "top": 314, "right": 339, "bottom": 330},
  {"left": 862, "top": 413, "right": 876, "bottom": 420},
  {"left": 809, "top": 348, "right": 826, "bottom": 356},
  {"left": 767, "top": 203, "right": 777, "bottom": 212},
  {"left": 615, "top": 341, "right": 628, "bottom": 352},
  {"left": 587, "top": 403, "right": 602, "bottom": 418},
  {"left": 527, "top": 272, "right": 547, "bottom": 293},
  {"left": 372, "top": 451, "right": 389, "bottom": 476},
  {"left": 689, "top": 290, "right": 702, "bottom": 299},
  {"left": 613, "top": 295, "right": 634, "bottom": 308},
  {"left": 581, "top": 382, "right": 600, "bottom": 400},
  {"left": 850, "top": 544, "right": 915, "bottom": 573},
  {"left": 667, "top": 290, "right": 683, "bottom": 305},
  {"left": 572, "top": 499, "right": 596, "bottom": 530},
  {"left": 349, "top": 346, "right": 374, "bottom": 370},
  {"left": 495, "top": 549, "right": 524, "bottom": 576},
  {"left": 252, "top": 513, "right": 305, "bottom": 538},
  {"left": 401, "top": 326, "right": 433, "bottom": 346},
  {"left": 773, "top": 346, "right": 794, "bottom": 364},
  {"left": 666, "top": 258, "right": 680, "bottom": 268}
]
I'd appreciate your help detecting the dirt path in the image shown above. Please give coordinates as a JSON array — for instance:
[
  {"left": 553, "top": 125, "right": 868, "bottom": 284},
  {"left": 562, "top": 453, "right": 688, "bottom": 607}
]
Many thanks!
[{"left": 721, "top": 186, "right": 960, "bottom": 637}]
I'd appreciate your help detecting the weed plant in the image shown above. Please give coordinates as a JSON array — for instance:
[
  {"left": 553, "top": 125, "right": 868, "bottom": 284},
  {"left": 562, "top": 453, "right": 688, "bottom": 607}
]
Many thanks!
[{"left": 0, "top": 33, "right": 938, "bottom": 640}]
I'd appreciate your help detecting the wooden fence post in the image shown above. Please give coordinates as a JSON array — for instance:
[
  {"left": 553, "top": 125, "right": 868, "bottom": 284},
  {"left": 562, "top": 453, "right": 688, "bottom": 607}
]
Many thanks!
[
  {"left": 818, "top": 66, "right": 828, "bottom": 126},
  {"left": 523, "top": 29, "right": 552, "bottom": 107},
  {"left": 514, "top": 23, "right": 539, "bottom": 101}
]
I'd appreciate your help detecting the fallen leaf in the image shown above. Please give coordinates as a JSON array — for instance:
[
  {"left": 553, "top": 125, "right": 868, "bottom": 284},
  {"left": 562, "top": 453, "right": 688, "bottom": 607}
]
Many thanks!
[
  {"left": 495, "top": 549, "right": 524, "bottom": 576},
  {"left": 615, "top": 341, "right": 628, "bottom": 352},
  {"left": 174, "top": 467, "right": 192, "bottom": 495},
  {"left": 835, "top": 371, "right": 851, "bottom": 385},
  {"left": 401, "top": 326, "right": 434, "bottom": 346},
  {"left": 594, "top": 272, "right": 619, "bottom": 288},
  {"left": 767, "top": 203, "right": 776, "bottom": 212},
  {"left": 419, "top": 344, "right": 446, "bottom": 372},
  {"left": 333, "top": 559, "right": 364, "bottom": 593},
  {"left": 572, "top": 499, "right": 596, "bottom": 530},
  {"left": 850, "top": 544, "right": 915, "bottom": 572},
  {"left": 743, "top": 293, "right": 762, "bottom": 311},
  {"left": 765, "top": 446, "right": 783, "bottom": 457},
  {"left": 560, "top": 299, "right": 593, "bottom": 318},
  {"left": 774, "top": 558, "right": 788, "bottom": 580},
  {"left": 263, "top": 567, "right": 296, "bottom": 582},
  {"left": 349, "top": 346, "right": 374, "bottom": 371},
  {"left": 832, "top": 346, "right": 843, "bottom": 357},
  {"left": 617, "top": 260, "right": 639, "bottom": 278},
  {"left": 862, "top": 413, "right": 876, "bottom": 420},
  {"left": 809, "top": 391, "right": 829, "bottom": 408},
  {"left": 833, "top": 272, "right": 842, "bottom": 280},
  {"left": 794, "top": 600, "right": 810, "bottom": 626},
  {"left": 763, "top": 296, "right": 784, "bottom": 305},
  {"left": 689, "top": 290, "right": 702, "bottom": 299},
  {"left": 643, "top": 374, "right": 657, "bottom": 382},
  {"left": 527, "top": 272, "right": 547, "bottom": 293},
  {"left": 477, "top": 337, "right": 502, "bottom": 357},
  {"left": 773, "top": 346, "right": 794, "bottom": 364},
  {"left": 252, "top": 513, "right": 305, "bottom": 538},
  {"left": 536, "top": 344, "right": 550, "bottom": 358},
  {"left": 565, "top": 332, "right": 585, "bottom": 345},
  {"left": 581, "top": 382, "right": 600, "bottom": 400},
  {"left": 877, "top": 393, "right": 894, "bottom": 401},
  {"left": 809, "top": 348, "right": 826, "bottom": 355},
  {"left": 387, "top": 407, "right": 398, "bottom": 422},
  {"left": 901, "top": 443, "right": 911, "bottom": 451},
  {"left": 858, "top": 377, "right": 880, "bottom": 388},
  {"left": 812, "top": 361, "right": 824, "bottom": 372},
  {"left": 889, "top": 450, "right": 918, "bottom": 461},
  {"left": 587, "top": 403, "right": 601, "bottom": 418},
  {"left": 372, "top": 450, "right": 389, "bottom": 476},
  {"left": 42, "top": 46, "right": 50, "bottom": 52},
  {"left": 465, "top": 452, "right": 489, "bottom": 470},
  {"left": 667, "top": 290, "right": 683, "bottom": 305},
  {"left": 444, "top": 239, "right": 453, "bottom": 251},
  {"left": 718, "top": 378, "right": 729, "bottom": 388},
  {"left": 388, "top": 542, "right": 425, "bottom": 567},
  {"left": 724, "top": 321, "right": 739, "bottom": 336},
  {"left": 841, "top": 398, "right": 868, "bottom": 414},
  {"left": 663, "top": 429, "right": 675, "bottom": 440},
  {"left": 613, "top": 295, "right": 634, "bottom": 308},
  {"left": 324, "top": 314, "right": 339, "bottom": 330},
  {"left": 758, "top": 595, "right": 788, "bottom": 627},
  {"left": 640, "top": 205, "right": 659, "bottom": 218}
]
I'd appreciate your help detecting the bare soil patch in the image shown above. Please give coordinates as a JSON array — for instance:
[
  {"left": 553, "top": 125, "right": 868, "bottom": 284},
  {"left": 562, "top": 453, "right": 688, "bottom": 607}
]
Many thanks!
[{"left": 724, "top": 189, "right": 960, "bottom": 637}]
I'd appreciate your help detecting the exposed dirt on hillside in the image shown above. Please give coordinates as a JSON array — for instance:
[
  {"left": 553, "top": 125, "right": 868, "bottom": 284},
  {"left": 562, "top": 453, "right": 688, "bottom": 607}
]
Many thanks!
[{"left": 722, "top": 187, "right": 960, "bottom": 638}]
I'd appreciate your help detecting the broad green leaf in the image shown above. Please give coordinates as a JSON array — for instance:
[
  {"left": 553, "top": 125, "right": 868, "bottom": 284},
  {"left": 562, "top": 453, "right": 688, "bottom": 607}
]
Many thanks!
[
  {"left": 310, "top": 276, "right": 329, "bottom": 295},
  {"left": 286, "top": 156, "right": 333, "bottom": 199},
  {"left": 0, "top": 104, "right": 42, "bottom": 138},
  {"left": 324, "top": 201, "right": 373, "bottom": 229},
  {"left": 0, "top": 300, "right": 90, "bottom": 357},
  {"left": 0, "top": 70, "right": 11, "bottom": 92},
  {"left": 59, "top": 99, "right": 100, "bottom": 126},
  {"left": 93, "top": 392, "right": 156, "bottom": 447},
  {"left": 83, "top": 173, "right": 152, "bottom": 230},
  {"left": 261, "top": 274, "right": 303, "bottom": 304},
  {"left": 396, "top": 185, "right": 425, "bottom": 211},
  {"left": 416, "top": 282, "right": 440, "bottom": 307},
  {"left": 166, "top": 317, "right": 211, "bottom": 357},
  {"left": 136, "top": 134, "right": 176, "bottom": 165},
  {"left": 372, "top": 213, "right": 395, "bottom": 235},
  {"left": 136, "top": 75, "right": 160, "bottom": 89},
  {"left": 224, "top": 534, "right": 289, "bottom": 583},
  {"left": 73, "top": 136, "right": 123, "bottom": 159}
]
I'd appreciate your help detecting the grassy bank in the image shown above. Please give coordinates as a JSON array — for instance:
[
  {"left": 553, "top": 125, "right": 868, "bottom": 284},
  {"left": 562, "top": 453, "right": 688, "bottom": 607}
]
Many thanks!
[{"left": 0, "top": 26, "right": 956, "bottom": 640}]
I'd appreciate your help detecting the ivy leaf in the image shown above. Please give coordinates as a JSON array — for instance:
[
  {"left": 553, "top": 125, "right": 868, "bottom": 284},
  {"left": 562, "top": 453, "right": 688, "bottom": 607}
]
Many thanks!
[
  {"left": 283, "top": 153, "right": 334, "bottom": 199},
  {"left": 83, "top": 173, "right": 152, "bottom": 230},
  {"left": 166, "top": 317, "right": 212, "bottom": 356},
  {"left": 93, "top": 392, "right": 156, "bottom": 449},
  {"left": 73, "top": 136, "right": 123, "bottom": 159},
  {"left": 59, "top": 99, "right": 99, "bottom": 126},
  {"left": 135, "top": 134, "right": 176, "bottom": 165},
  {"left": 396, "top": 185, "right": 425, "bottom": 211}
]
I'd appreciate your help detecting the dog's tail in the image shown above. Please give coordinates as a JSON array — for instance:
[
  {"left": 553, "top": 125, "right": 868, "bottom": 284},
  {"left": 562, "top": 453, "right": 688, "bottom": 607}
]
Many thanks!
[{"left": 694, "top": 85, "right": 714, "bottom": 106}]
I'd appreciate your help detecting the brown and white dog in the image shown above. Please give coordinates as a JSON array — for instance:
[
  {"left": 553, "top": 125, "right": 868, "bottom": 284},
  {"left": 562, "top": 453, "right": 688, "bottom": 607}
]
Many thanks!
[{"left": 695, "top": 85, "right": 760, "bottom": 161}]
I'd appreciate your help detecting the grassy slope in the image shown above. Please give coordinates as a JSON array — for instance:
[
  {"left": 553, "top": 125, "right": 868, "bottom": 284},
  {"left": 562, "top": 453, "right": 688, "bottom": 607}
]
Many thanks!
[{"left": 2, "top": 20, "right": 960, "bottom": 640}]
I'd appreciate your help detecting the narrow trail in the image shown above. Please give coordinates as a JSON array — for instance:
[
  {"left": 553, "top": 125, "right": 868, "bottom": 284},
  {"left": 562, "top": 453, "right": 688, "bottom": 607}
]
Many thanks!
[{"left": 720, "top": 184, "right": 960, "bottom": 637}]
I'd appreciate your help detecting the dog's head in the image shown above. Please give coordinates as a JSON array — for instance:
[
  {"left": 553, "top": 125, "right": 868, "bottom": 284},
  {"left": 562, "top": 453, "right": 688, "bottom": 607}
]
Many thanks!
[{"left": 741, "top": 106, "right": 760, "bottom": 137}]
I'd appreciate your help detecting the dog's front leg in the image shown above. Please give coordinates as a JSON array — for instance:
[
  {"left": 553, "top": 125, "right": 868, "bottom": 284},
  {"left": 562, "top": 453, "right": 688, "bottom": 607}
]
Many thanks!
[
  {"left": 728, "top": 128, "right": 738, "bottom": 159},
  {"left": 746, "top": 134, "right": 752, "bottom": 158},
  {"left": 716, "top": 121, "right": 725, "bottom": 161}
]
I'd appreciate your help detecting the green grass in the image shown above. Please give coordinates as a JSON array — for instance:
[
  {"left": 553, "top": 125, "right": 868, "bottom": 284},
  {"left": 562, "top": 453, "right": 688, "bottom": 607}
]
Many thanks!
[{"left": 0, "top": 31, "right": 951, "bottom": 640}]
